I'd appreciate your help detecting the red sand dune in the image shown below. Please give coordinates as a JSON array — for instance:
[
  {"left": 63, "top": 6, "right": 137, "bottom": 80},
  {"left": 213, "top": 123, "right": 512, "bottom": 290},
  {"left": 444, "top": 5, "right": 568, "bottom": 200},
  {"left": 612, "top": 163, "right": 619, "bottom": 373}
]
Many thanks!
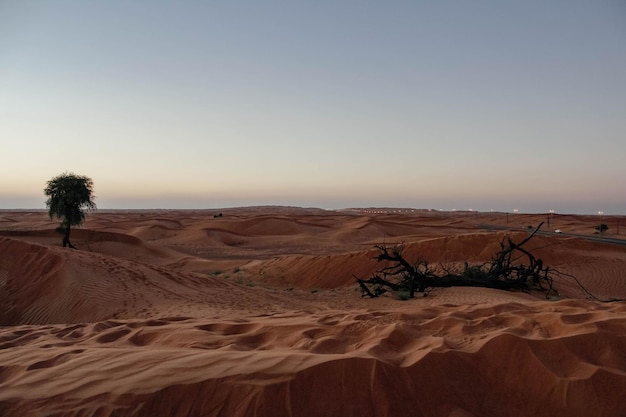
[{"left": 1, "top": 208, "right": 626, "bottom": 417}]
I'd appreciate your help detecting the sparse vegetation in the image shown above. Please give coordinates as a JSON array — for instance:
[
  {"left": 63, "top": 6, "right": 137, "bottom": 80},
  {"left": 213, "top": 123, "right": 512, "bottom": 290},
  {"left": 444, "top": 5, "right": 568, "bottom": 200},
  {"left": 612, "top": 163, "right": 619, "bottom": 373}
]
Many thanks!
[
  {"left": 395, "top": 290, "right": 411, "bottom": 300},
  {"left": 234, "top": 275, "right": 256, "bottom": 287},
  {"left": 595, "top": 224, "right": 608, "bottom": 232}
]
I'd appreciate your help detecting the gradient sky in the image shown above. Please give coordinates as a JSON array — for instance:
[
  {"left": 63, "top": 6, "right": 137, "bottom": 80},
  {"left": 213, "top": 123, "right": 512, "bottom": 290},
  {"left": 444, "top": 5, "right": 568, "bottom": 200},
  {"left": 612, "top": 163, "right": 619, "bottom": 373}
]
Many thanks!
[{"left": 1, "top": 1, "right": 625, "bottom": 213}]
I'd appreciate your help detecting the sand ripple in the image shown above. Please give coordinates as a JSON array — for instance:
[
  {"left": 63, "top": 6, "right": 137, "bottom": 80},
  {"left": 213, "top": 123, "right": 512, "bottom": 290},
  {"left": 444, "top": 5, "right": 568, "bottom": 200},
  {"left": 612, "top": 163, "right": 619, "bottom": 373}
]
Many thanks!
[{"left": 1, "top": 301, "right": 625, "bottom": 417}]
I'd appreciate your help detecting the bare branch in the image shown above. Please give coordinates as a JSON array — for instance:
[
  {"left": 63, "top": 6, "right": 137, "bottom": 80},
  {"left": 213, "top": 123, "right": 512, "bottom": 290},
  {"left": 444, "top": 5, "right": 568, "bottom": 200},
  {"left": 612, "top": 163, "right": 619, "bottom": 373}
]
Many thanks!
[{"left": 355, "top": 224, "right": 579, "bottom": 299}]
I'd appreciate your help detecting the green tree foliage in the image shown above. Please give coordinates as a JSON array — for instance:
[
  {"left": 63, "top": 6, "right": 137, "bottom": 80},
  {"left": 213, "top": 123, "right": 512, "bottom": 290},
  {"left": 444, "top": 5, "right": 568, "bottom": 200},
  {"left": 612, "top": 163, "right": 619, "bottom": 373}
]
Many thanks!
[{"left": 44, "top": 172, "right": 96, "bottom": 248}]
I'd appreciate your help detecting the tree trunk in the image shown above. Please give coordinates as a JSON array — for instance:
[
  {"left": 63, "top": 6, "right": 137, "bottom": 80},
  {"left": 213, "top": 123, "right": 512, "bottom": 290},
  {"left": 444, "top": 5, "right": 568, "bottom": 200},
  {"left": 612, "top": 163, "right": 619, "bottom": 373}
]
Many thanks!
[{"left": 62, "top": 225, "right": 76, "bottom": 249}]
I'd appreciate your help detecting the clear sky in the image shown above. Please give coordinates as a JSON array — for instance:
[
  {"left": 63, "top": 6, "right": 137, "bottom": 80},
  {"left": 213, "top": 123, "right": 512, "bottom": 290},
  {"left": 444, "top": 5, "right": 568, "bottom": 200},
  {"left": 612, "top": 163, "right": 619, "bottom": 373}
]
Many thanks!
[{"left": 1, "top": 1, "right": 625, "bottom": 213}]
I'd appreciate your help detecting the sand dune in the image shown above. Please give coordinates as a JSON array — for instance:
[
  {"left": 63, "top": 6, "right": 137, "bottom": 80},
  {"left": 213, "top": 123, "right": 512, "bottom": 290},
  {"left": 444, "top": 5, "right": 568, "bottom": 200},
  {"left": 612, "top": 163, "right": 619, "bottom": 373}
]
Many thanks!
[
  {"left": 1, "top": 208, "right": 625, "bottom": 416},
  {"left": 1, "top": 301, "right": 624, "bottom": 417}
]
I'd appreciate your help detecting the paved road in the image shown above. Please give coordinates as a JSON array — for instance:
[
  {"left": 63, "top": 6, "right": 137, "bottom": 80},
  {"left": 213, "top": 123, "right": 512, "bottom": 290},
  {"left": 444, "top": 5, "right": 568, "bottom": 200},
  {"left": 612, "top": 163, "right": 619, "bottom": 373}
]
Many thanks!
[{"left": 477, "top": 224, "right": 626, "bottom": 247}]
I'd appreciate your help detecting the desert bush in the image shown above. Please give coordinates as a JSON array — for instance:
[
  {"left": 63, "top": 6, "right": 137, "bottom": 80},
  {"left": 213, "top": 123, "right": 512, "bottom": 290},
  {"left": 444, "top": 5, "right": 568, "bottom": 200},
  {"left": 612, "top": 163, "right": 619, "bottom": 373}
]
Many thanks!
[{"left": 395, "top": 290, "right": 411, "bottom": 301}]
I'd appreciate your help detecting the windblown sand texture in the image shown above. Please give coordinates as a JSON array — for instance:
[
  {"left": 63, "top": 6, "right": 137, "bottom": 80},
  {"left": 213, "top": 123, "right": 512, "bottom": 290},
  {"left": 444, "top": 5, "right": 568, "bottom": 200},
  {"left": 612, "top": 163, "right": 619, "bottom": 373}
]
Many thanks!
[{"left": 1, "top": 208, "right": 625, "bottom": 417}]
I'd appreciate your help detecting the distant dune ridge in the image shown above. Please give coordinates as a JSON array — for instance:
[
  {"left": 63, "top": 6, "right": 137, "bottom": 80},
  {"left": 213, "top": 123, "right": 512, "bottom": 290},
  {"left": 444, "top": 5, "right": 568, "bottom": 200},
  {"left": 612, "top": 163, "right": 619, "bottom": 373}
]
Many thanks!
[{"left": 1, "top": 208, "right": 626, "bottom": 417}]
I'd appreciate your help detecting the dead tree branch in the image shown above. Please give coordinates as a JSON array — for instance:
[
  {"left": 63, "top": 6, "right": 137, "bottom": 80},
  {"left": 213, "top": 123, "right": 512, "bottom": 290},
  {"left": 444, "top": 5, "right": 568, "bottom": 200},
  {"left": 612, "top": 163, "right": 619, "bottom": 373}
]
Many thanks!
[{"left": 356, "top": 223, "right": 563, "bottom": 299}]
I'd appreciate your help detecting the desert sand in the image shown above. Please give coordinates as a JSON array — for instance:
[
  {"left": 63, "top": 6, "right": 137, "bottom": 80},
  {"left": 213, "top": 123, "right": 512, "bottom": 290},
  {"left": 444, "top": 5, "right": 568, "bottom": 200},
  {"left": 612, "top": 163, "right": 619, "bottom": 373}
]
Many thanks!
[{"left": 1, "top": 207, "right": 625, "bottom": 417}]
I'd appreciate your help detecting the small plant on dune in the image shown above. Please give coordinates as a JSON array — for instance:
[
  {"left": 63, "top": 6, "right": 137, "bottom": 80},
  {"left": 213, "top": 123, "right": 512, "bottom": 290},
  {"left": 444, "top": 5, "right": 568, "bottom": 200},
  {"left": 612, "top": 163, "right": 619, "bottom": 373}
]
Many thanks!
[
  {"left": 395, "top": 290, "right": 411, "bottom": 301},
  {"left": 595, "top": 224, "right": 608, "bottom": 233},
  {"left": 231, "top": 276, "right": 255, "bottom": 287},
  {"left": 44, "top": 172, "right": 96, "bottom": 249}
]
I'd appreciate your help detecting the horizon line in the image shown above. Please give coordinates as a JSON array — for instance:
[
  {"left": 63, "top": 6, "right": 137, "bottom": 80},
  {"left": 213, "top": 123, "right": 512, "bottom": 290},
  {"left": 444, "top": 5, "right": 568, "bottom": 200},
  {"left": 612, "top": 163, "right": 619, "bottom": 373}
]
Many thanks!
[{"left": 0, "top": 206, "right": 622, "bottom": 216}]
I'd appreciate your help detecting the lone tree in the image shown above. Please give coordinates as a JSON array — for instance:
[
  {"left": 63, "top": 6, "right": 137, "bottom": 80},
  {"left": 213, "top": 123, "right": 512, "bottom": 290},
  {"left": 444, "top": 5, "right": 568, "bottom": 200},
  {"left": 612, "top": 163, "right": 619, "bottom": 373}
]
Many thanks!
[{"left": 44, "top": 172, "right": 96, "bottom": 248}]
